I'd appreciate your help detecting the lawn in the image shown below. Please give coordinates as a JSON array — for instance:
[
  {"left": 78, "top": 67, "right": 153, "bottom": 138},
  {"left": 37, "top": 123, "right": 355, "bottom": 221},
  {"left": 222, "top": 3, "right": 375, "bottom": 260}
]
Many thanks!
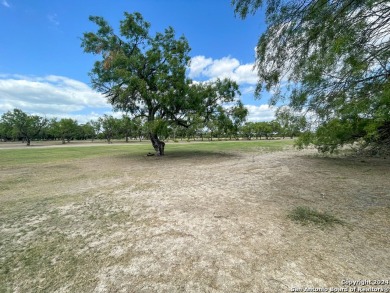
[
  {"left": 0, "top": 139, "right": 389, "bottom": 292},
  {"left": 0, "top": 139, "right": 293, "bottom": 165}
]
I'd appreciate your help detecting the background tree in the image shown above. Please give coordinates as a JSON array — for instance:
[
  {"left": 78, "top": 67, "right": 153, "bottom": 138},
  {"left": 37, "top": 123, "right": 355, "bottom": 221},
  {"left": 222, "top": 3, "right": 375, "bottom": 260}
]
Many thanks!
[
  {"left": 208, "top": 106, "right": 232, "bottom": 140},
  {"left": 183, "top": 118, "right": 198, "bottom": 140},
  {"left": 0, "top": 121, "right": 9, "bottom": 141},
  {"left": 120, "top": 114, "right": 134, "bottom": 142},
  {"left": 230, "top": 101, "right": 249, "bottom": 140},
  {"left": 233, "top": 0, "right": 390, "bottom": 153},
  {"left": 214, "top": 101, "right": 248, "bottom": 140},
  {"left": 132, "top": 117, "right": 146, "bottom": 141},
  {"left": 252, "top": 122, "right": 264, "bottom": 140},
  {"left": 89, "top": 120, "right": 102, "bottom": 141},
  {"left": 79, "top": 122, "right": 96, "bottom": 141},
  {"left": 81, "top": 12, "right": 244, "bottom": 155},
  {"left": 0, "top": 109, "right": 47, "bottom": 146},
  {"left": 0, "top": 122, "right": 3, "bottom": 140},
  {"left": 0, "top": 120, "right": 11, "bottom": 141},
  {"left": 275, "top": 106, "right": 307, "bottom": 139},
  {"left": 255, "top": 121, "right": 272, "bottom": 139},
  {"left": 99, "top": 115, "right": 121, "bottom": 143},
  {"left": 268, "top": 120, "right": 281, "bottom": 139},
  {"left": 50, "top": 118, "right": 79, "bottom": 144},
  {"left": 205, "top": 119, "right": 218, "bottom": 141},
  {"left": 241, "top": 122, "right": 254, "bottom": 140},
  {"left": 46, "top": 118, "right": 58, "bottom": 140}
]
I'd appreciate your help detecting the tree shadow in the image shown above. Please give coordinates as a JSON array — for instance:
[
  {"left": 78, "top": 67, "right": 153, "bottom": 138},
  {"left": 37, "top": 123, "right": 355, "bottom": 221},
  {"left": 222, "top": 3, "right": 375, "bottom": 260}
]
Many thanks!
[
  {"left": 162, "top": 149, "right": 238, "bottom": 160},
  {"left": 116, "top": 149, "right": 238, "bottom": 162}
]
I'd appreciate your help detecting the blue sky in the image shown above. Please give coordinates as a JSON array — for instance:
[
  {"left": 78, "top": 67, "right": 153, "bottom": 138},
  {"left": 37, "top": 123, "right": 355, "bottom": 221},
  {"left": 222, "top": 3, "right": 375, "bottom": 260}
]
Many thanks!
[{"left": 0, "top": 0, "right": 275, "bottom": 123}]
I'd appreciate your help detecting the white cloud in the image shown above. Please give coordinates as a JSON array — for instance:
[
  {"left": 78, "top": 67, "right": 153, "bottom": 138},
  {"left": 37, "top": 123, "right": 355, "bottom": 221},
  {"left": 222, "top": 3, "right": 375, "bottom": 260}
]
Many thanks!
[
  {"left": 241, "top": 85, "right": 256, "bottom": 95},
  {"left": 203, "top": 57, "right": 240, "bottom": 79},
  {"left": 188, "top": 56, "right": 213, "bottom": 78},
  {"left": 47, "top": 13, "right": 60, "bottom": 26},
  {"left": 188, "top": 55, "right": 257, "bottom": 85},
  {"left": 234, "top": 64, "right": 258, "bottom": 84},
  {"left": 0, "top": 74, "right": 110, "bottom": 122},
  {"left": 245, "top": 104, "right": 276, "bottom": 122},
  {"left": 2, "top": 0, "right": 10, "bottom": 7}
]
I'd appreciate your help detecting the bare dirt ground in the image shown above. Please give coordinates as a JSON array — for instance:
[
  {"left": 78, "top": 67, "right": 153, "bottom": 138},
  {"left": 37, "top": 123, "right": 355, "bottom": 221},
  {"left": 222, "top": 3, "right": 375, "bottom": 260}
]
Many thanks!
[{"left": 1, "top": 147, "right": 389, "bottom": 292}]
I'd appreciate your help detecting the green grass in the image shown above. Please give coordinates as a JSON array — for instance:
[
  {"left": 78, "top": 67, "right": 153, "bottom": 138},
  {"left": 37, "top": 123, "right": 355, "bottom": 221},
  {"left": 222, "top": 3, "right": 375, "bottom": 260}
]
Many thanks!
[
  {"left": 0, "top": 144, "right": 146, "bottom": 165},
  {"left": 0, "top": 139, "right": 294, "bottom": 166},
  {"left": 288, "top": 206, "right": 344, "bottom": 228}
]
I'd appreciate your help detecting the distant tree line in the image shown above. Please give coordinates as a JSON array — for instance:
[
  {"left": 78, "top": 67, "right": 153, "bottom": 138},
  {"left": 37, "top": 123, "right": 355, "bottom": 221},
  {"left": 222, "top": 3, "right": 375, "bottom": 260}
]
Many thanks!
[{"left": 0, "top": 108, "right": 306, "bottom": 145}]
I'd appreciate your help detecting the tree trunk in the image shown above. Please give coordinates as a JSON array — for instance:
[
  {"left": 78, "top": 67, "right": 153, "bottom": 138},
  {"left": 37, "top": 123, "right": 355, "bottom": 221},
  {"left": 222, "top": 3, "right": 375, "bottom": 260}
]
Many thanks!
[
  {"left": 26, "top": 138, "right": 31, "bottom": 146},
  {"left": 150, "top": 133, "right": 165, "bottom": 156}
]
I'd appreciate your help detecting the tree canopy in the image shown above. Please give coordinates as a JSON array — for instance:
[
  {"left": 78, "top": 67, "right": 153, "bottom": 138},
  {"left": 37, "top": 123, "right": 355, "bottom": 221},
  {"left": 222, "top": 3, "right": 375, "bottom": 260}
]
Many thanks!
[
  {"left": 49, "top": 118, "right": 79, "bottom": 144},
  {"left": 233, "top": 0, "right": 390, "bottom": 153},
  {"left": 1, "top": 109, "right": 47, "bottom": 146},
  {"left": 81, "top": 12, "right": 246, "bottom": 155}
]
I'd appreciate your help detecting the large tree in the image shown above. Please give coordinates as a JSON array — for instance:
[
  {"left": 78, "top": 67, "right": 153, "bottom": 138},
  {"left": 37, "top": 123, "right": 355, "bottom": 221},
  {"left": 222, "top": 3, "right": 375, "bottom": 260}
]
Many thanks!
[
  {"left": 233, "top": 0, "right": 390, "bottom": 152},
  {"left": 81, "top": 12, "right": 243, "bottom": 155}
]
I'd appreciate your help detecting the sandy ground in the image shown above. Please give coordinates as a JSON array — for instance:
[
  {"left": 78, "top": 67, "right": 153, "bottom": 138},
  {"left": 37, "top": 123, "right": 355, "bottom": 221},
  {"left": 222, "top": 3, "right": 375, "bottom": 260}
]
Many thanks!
[{"left": 1, "top": 147, "right": 389, "bottom": 292}]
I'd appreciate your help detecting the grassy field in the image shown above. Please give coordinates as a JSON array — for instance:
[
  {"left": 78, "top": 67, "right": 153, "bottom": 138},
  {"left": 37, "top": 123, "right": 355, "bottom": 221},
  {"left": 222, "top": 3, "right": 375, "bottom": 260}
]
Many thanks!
[
  {"left": 0, "top": 139, "right": 389, "bottom": 292},
  {"left": 0, "top": 139, "right": 293, "bottom": 165}
]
